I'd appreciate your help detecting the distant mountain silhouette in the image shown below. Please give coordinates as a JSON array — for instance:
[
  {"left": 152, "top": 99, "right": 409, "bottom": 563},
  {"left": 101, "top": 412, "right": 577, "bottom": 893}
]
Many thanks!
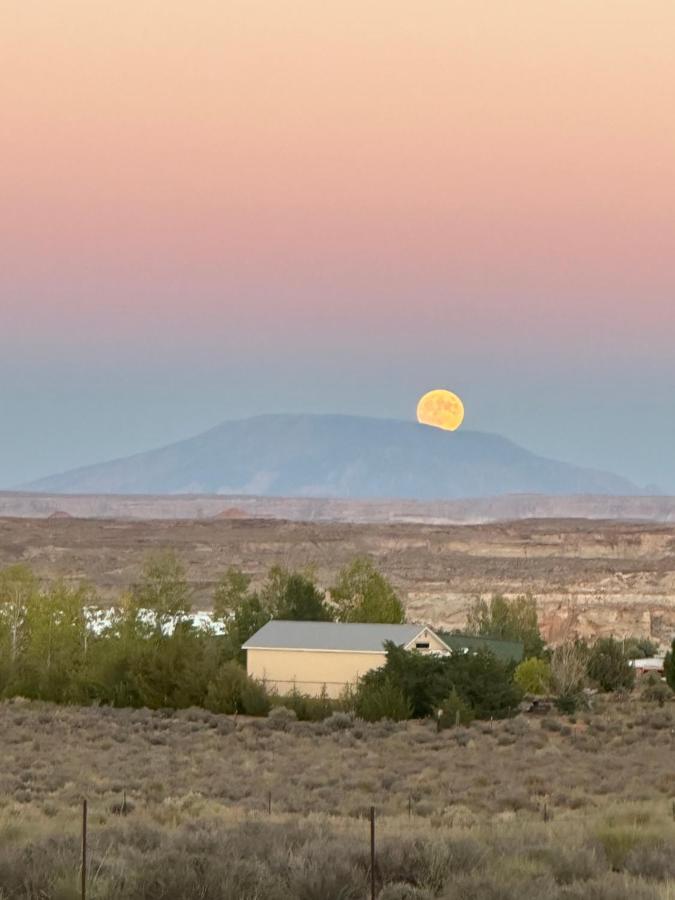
[{"left": 24, "top": 414, "right": 637, "bottom": 499}]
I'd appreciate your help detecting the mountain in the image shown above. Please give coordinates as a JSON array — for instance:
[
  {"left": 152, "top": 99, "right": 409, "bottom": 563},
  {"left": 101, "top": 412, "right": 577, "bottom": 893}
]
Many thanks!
[{"left": 24, "top": 414, "right": 637, "bottom": 499}]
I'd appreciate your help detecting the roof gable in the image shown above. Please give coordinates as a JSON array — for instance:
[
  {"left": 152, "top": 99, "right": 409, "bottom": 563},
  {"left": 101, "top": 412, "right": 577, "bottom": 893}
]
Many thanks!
[{"left": 243, "top": 620, "right": 423, "bottom": 653}]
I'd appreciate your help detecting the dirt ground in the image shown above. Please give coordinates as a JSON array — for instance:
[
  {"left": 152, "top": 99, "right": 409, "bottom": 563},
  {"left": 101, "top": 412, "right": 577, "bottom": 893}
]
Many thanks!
[{"left": 1, "top": 516, "right": 674, "bottom": 645}]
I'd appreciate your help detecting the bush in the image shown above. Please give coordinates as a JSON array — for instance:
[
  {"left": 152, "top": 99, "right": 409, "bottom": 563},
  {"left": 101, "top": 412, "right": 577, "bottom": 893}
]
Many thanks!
[
  {"left": 438, "top": 688, "right": 474, "bottom": 729},
  {"left": 355, "top": 676, "right": 412, "bottom": 722},
  {"left": 587, "top": 639, "right": 635, "bottom": 693},
  {"left": 204, "top": 662, "right": 270, "bottom": 716},
  {"left": 555, "top": 694, "right": 581, "bottom": 714},
  {"left": 267, "top": 705, "right": 297, "bottom": 730},
  {"left": 515, "top": 658, "right": 552, "bottom": 695},
  {"left": 640, "top": 674, "right": 670, "bottom": 706}
]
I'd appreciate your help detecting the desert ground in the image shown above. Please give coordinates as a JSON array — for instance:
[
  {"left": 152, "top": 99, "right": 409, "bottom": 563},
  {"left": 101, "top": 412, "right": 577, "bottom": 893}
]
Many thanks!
[
  {"left": 1, "top": 514, "right": 674, "bottom": 645},
  {"left": 0, "top": 697, "right": 673, "bottom": 899}
]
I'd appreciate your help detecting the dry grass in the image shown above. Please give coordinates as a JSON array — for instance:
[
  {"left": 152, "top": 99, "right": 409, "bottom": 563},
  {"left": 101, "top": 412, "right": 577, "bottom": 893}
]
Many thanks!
[{"left": 0, "top": 697, "right": 673, "bottom": 897}]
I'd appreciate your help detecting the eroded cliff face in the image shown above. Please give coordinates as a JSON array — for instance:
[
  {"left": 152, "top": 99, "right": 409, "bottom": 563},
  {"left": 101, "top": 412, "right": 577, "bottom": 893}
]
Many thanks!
[{"left": 0, "top": 516, "right": 673, "bottom": 647}]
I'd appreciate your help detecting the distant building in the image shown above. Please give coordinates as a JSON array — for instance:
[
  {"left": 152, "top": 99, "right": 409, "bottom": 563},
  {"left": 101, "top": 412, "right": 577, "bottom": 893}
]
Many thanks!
[
  {"left": 436, "top": 632, "right": 524, "bottom": 664},
  {"left": 630, "top": 657, "right": 666, "bottom": 677},
  {"left": 243, "top": 620, "right": 522, "bottom": 698}
]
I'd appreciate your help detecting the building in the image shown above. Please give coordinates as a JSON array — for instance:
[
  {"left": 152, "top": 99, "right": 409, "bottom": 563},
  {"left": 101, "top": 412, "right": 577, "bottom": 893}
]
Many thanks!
[
  {"left": 437, "top": 633, "right": 524, "bottom": 664},
  {"left": 242, "top": 620, "right": 449, "bottom": 698},
  {"left": 242, "top": 620, "right": 523, "bottom": 698},
  {"left": 630, "top": 657, "right": 666, "bottom": 677}
]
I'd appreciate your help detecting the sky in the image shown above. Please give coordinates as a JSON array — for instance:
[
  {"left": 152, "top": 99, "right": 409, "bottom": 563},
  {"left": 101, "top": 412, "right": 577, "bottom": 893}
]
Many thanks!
[{"left": 1, "top": 1, "right": 675, "bottom": 490}]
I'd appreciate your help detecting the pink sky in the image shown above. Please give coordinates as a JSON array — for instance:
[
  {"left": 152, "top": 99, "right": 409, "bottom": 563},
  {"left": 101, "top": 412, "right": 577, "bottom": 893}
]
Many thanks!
[
  {"left": 2, "top": 2, "right": 675, "bottom": 490},
  {"left": 2, "top": 0, "right": 675, "bottom": 353}
]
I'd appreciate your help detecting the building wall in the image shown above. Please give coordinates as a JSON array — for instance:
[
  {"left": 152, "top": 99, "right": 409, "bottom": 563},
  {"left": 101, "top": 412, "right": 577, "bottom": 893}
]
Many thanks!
[
  {"left": 246, "top": 647, "right": 387, "bottom": 698},
  {"left": 406, "top": 627, "right": 448, "bottom": 654}
]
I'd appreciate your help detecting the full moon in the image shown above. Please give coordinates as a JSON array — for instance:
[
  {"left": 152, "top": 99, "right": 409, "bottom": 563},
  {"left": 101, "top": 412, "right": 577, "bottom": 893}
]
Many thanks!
[{"left": 416, "top": 389, "right": 465, "bottom": 432}]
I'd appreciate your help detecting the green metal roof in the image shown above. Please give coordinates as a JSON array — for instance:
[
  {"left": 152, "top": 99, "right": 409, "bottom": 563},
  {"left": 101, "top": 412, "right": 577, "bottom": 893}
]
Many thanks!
[{"left": 437, "top": 633, "right": 524, "bottom": 663}]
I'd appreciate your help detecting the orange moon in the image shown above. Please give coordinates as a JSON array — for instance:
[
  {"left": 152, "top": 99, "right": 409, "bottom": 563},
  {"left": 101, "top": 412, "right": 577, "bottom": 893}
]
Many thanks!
[{"left": 416, "top": 389, "right": 465, "bottom": 431}]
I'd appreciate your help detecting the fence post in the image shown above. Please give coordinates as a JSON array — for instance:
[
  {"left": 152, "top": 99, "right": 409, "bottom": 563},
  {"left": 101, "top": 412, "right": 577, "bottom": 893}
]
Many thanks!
[
  {"left": 370, "top": 806, "right": 376, "bottom": 900},
  {"left": 81, "top": 798, "right": 87, "bottom": 900},
  {"left": 268, "top": 791, "right": 272, "bottom": 816},
  {"left": 543, "top": 802, "right": 548, "bottom": 823},
  {"left": 408, "top": 795, "right": 412, "bottom": 819}
]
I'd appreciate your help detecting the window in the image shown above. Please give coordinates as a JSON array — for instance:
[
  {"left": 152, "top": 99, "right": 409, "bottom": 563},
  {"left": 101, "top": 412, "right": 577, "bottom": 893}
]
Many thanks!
[{"left": 415, "top": 641, "right": 430, "bottom": 650}]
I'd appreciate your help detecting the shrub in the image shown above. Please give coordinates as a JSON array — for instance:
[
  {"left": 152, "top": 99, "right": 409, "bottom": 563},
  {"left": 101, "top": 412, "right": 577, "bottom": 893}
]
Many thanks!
[
  {"left": 438, "top": 688, "right": 474, "bottom": 729},
  {"left": 515, "top": 658, "right": 552, "bottom": 695},
  {"left": 355, "top": 676, "right": 412, "bottom": 722},
  {"left": 640, "top": 674, "right": 670, "bottom": 706},
  {"left": 323, "top": 711, "right": 354, "bottom": 732},
  {"left": 267, "top": 705, "right": 297, "bottom": 730},
  {"left": 587, "top": 639, "right": 635, "bottom": 693},
  {"left": 204, "top": 662, "right": 270, "bottom": 716},
  {"left": 624, "top": 839, "right": 675, "bottom": 879}
]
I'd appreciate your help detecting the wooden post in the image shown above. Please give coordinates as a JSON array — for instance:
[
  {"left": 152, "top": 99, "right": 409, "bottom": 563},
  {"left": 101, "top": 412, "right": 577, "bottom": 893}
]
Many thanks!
[
  {"left": 81, "top": 798, "right": 87, "bottom": 900},
  {"left": 455, "top": 709, "right": 461, "bottom": 728},
  {"left": 268, "top": 791, "right": 272, "bottom": 816},
  {"left": 370, "top": 806, "right": 376, "bottom": 900},
  {"left": 543, "top": 802, "right": 548, "bottom": 823},
  {"left": 408, "top": 795, "right": 412, "bottom": 819}
]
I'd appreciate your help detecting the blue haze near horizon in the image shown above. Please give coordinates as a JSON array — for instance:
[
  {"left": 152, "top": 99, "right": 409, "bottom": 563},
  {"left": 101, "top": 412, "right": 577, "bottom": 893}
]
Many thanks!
[{"left": 1, "top": 349, "right": 674, "bottom": 494}]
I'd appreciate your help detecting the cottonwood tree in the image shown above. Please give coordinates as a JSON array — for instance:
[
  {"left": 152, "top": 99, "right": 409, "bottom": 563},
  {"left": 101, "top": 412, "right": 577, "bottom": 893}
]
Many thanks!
[
  {"left": 466, "top": 593, "right": 545, "bottom": 658},
  {"left": 0, "top": 565, "right": 39, "bottom": 688},
  {"left": 132, "top": 551, "right": 193, "bottom": 634},
  {"left": 213, "top": 567, "right": 271, "bottom": 658},
  {"left": 331, "top": 558, "right": 405, "bottom": 624},
  {"left": 550, "top": 640, "right": 588, "bottom": 711}
]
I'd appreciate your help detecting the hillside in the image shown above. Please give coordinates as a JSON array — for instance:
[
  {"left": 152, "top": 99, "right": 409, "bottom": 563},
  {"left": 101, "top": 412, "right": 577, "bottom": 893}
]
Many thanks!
[
  {"left": 24, "top": 414, "right": 637, "bottom": 500},
  {"left": 1, "top": 515, "right": 674, "bottom": 645}
]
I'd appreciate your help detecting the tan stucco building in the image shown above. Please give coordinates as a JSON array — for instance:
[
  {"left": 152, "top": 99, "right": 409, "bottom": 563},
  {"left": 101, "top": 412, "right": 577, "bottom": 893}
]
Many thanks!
[{"left": 243, "top": 620, "right": 450, "bottom": 698}]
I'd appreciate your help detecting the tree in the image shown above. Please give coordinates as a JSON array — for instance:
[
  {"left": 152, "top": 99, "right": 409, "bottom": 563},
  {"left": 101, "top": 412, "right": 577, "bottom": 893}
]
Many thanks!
[
  {"left": 261, "top": 566, "right": 332, "bottom": 621},
  {"left": 213, "top": 567, "right": 271, "bottom": 658},
  {"left": 355, "top": 642, "right": 522, "bottom": 722},
  {"left": 587, "top": 637, "right": 635, "bottom": 693},
  {"left": 623, "top": 636, "right": 659, "bottom": 659},
  {"left": 514, "top": 657, "right": 552, "bottom": 695},
  {"left": 331, "top": 558, "right": 405, "bottom": 624},
  {"left": 466, "top": 594, "right": 545, "bottom": 658},
  {"left": 0, "top": 565, "right": 39, "bottom": 691},
  {"left": 354, "top": 675, "right": 412, "bottom": 722},
  {"left": 550, "top": 640, "right": 587, "bottom": 712},
  {"left": 663, "top": 639, "right": 675, "bottom": 692},
  {"left": 132, "top": 551, "right": 192, "bottom": 634},
  {"left": 438, "top": 687, "right": 474, "bottom": 728}
]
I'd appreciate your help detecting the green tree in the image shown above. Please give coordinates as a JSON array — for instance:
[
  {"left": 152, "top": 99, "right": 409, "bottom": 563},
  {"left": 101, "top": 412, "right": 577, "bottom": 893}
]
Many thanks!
[
  {"left": 213, "top": 567, "right": 270, "bottom": 658},
  {"left": 331, "top": 558, "right": 405, "bottom": 624},
  {"left": 354, "top": 675, "right": 412, "bottom": 722},
  {"left": 262, "top": 566, "right": 332, "bottom": 621},
  {"left": 0, "top": 565, "right": 39, "bottom": 691},
  {"left": 438, "top": 687, "right": 474, "bottom": 728},
  {"left": 17, "top": 581, "right": 93, "bottom": 703},
  {"left": 355, "top": 642, "right": 521, "bottom": 722},
  {"left": 514, "top": 657, "right": 552, "bottom": 695},
  {"left": 623, "top": 636, "right": 659, "bottom": 659},
  {"left": 466, "top": 594, "right": 545, "bottom": 658},
  {"left": 663, "top": 639, "right": 675, "bottom": 692},
  {"left": 132, "top": 551, "right": 192, "bottom": 634},
  {"left": 587, "top": 637, "right": 635, "bottom": 693}
]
